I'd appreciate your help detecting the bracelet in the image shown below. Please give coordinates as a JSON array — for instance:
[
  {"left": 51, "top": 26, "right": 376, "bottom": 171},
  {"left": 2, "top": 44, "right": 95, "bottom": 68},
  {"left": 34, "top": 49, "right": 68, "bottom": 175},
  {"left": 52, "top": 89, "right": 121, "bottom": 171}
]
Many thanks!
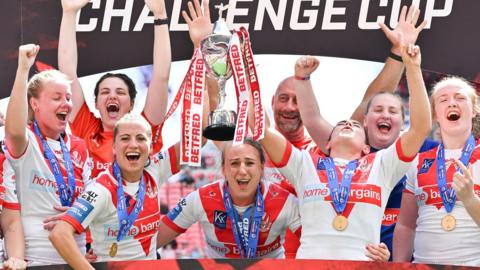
[
  {"left": 154, "top": 18, "right": 169, "bottom": 26},
  {"left": 294, "top": 75, "right": 310, "bottom": 81},
  {"left": 389, "top": 52, "right": 403, "bottom": 62}
]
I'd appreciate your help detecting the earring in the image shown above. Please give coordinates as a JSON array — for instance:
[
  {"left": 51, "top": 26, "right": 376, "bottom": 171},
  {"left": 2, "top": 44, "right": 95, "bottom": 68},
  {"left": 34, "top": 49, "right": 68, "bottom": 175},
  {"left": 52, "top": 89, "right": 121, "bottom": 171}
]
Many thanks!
[{"left": 144, "top": 156, "right": 151, "bottom": 168}]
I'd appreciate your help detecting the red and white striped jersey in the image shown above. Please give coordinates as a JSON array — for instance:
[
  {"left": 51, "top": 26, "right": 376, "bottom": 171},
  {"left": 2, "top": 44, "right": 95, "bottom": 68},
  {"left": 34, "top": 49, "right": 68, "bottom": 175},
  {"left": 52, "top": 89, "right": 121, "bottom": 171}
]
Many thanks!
[{"left": 162, "top": 180, "right": 301, "bottom": 258}]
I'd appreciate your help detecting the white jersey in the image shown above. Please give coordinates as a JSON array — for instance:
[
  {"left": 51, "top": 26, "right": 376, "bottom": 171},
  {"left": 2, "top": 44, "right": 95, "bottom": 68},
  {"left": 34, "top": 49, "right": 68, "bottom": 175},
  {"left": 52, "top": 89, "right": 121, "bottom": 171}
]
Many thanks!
[
  {"left": 276, "top": 140, "right": 414, "bottom": 260},
  {"left": 405, "top": 141, "right": 480, "bottom": 266},
  {"left": 62, "top": 146, "right": 178, "bottom": 262},
  {"left": 3, "top": 128, "right": 92, "bottom": 266},
  {"left": 162, "top": 180, "right": 301, "bottom": 258},
  {"left": 0, "top": 153, "right": 11, "bottom": 264}
]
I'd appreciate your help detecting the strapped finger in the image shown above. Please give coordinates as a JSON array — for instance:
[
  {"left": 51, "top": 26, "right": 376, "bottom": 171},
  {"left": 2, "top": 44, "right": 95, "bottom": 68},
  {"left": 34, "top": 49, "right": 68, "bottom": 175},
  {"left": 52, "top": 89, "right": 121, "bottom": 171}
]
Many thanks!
[
  {"left": 411, "top": 7, "right": 420, "bottom": 25},
  {"left": 399, "top": 5, "right": 408, "bottom": 22},
  {"left": 406, "top": 5, "right": 415, "bottom": 23},
  {"left": 182, "top": 10, "right": 192, "bottom": 24},
  {"left": 188, "top": 1, "right": 197, "bottom": 20},
  {"left": 193, "top": 0, "right": 203, "bottom": 16}
]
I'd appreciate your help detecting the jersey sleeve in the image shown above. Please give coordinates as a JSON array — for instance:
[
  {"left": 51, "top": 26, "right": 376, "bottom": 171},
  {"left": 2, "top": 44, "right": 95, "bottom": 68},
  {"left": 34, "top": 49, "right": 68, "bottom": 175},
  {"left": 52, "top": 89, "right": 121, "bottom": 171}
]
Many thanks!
[
  {"left": 404, "top": 162, "right": 419, "bottom": 194},
  {"left": 61, "top": 183, "right": 109, "bottom": 233},
  {"left": 377, "top": 139, "right": 419, "bottom": 190},
  {"left": 161, "top": 190, "right": 201, "bottom": 234},
  {"left": 147, "top": 145, "right": 179, "bottom": 187},
  {"left": 275, "top": 143, "right": 307, "bottom": 192},
  {"left": 2, "top": 158, "right": 18, "bottom": 210}
]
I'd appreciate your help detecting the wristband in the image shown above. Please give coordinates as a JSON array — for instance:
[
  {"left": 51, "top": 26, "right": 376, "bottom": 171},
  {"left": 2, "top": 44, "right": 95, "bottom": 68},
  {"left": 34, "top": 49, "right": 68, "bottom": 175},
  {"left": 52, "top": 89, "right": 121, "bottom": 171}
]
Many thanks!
[
  {"left": 389, "top": 52, "right": 403, "bottom": 62},
  {"left": 154, "top": 18, "right": 169, "bottom": 26},
  {"left": 294, "top": 75, "right": 310, "bottom": 81}
]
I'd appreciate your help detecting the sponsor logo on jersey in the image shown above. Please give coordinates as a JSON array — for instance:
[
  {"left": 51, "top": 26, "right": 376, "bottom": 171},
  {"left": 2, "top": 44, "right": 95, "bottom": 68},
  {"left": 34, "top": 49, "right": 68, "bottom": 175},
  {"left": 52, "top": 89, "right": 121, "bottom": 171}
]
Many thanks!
[
  {"left": 213, "top": 210, "right": 227, "bottom": 229},
  {"left": 81, "top": 190, "right": 98, "bottom": 204},
  {"left": 67, "top": 197, "right": 94, "bottom": 224},
  {"left": 419, "top": 158, "right": 435, "bottom": 174},
  {"left": 302, "top": 183, "right": 382, "bottom": 207},
  {"left": 167, "top": 198, "right": 186, "bottom": 221}
]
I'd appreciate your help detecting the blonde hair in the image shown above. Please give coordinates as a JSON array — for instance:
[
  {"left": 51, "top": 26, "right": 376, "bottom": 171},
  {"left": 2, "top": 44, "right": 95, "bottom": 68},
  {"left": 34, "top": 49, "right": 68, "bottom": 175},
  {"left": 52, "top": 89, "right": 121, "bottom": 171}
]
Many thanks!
[
  {"left": 431, "top": 76, "right": 480, "bottom": 138},
  {"left": 113, "top": 113, "right": 152, "bottom": 143},
  {"left": 27, "top": 70, "right": 71, "bottom": 121}
]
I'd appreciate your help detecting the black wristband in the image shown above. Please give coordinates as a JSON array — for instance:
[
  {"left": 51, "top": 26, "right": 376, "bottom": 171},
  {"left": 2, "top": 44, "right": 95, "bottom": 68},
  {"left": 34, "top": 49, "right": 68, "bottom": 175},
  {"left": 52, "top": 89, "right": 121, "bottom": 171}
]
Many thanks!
[
  {"left": 389, "top": 52, "right": 403, "bottom": 62},
  {"left": 154, "top": 18, "right": 169, "bottom": 26}
]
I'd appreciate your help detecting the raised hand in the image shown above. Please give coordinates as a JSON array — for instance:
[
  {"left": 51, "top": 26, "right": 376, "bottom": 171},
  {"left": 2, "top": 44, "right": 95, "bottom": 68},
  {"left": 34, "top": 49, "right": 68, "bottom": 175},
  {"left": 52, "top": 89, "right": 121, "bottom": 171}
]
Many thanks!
[
  {"left": 453, "top": 159, "right": 476, "bottom": 203},
  {"left": 365, "top": 242, "right": 390, "bottom": 262},
  {"left": 401, "top": 43, "right": 421, "bottom": 68},
  {"left": 145, "top": 0, "right": 167, "bottom": 17},
  {"left": 379, "top": 5, "right": 427, "bottom": 55},
  {"left": 294, "top": 56, "right": 320, "bottom": 79},
  {"left": 18, "top": 44, "right": 39, "bottom": 71},
  {"left": 61, "top": 0, "right": 91, "bottom": 13},
  {"left": 182, "top": 0, "right": 212, "bottom": 48}
]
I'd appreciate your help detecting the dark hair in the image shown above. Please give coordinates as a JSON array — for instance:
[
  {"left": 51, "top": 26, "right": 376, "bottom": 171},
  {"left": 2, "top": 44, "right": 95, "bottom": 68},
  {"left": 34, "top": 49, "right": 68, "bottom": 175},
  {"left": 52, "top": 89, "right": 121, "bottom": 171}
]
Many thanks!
[
  {"left": 365, "top": 91, "right": 405, "bottom": 120},
  {"left": 94, "top": 73, "right": 137, "bottom": 104},
  {"left": 221, "top": 137, "right": 265, "bottom": 165}
]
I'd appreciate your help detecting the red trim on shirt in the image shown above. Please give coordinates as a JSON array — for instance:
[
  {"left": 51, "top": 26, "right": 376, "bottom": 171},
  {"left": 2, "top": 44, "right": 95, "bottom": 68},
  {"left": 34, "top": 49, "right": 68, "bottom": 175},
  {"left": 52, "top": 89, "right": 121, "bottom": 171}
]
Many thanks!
[
  {"left": 271, "top": 143, "right": 292, "bottom": 168},
  {"left": 161, "top": 215, "right": 187, "bottom": 234},
  {"left": 403, "top": 188, "right": 414, "bottom": 195},
  {"left": 168, "top": 146, "right": 179, "bottom": 174},
  {"left": 396, "top": 138, "right": 416, "bottom": 162},
  {"left": 3, "top": 202, "right": 20, "bottom": 210},
  {"left": 62, "top": 214, "right": 86, "bottom": 234}
]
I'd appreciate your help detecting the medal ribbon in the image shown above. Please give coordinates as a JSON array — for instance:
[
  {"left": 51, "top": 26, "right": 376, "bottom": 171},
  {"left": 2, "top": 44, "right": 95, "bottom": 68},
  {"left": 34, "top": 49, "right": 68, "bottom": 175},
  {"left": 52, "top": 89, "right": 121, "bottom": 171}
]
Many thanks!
[
  {"left": 113, "top": 162, "right": 146, "bottom": 242},
  {"left": 223, "top": 183, "right": 264, "bottom": 258},
  {"left": 239, "top": 27, "right": 265, "bottom": 141},
  {"left": 321, "top": 157, "right": 358, "bottom": 213},
  {"left": 436, "top": 134, "right": 475, "bottom": 213},
  {"left": 33, "top": 120, "right": 76, "bottom": 206}
]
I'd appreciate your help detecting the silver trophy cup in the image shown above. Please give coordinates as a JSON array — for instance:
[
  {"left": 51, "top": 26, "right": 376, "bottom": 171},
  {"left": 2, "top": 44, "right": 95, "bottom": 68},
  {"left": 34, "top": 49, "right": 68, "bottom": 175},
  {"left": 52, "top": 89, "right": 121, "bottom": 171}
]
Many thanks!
[{"left": 201, "top": 18, "right": 237, "bottom": 141}]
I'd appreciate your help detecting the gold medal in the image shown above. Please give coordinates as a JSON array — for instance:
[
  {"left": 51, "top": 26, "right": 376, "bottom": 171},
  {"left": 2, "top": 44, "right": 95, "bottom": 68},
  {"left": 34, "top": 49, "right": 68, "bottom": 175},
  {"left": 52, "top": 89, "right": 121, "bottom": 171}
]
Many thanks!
[
  {"left": 441, "top": 214, "right": 456, "bottom": 231},
  {"left": 333, "top": 215, "right": 348, "bottom": 231},
  {"left": 109, "top": 242, "right": 118, "bottom": 257}
]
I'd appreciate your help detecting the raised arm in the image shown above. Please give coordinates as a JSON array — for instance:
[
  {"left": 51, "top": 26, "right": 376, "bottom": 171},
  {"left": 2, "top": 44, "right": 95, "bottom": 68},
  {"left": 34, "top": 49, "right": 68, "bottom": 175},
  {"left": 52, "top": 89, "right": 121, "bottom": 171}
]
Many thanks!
[
  {"left": 393, "top": 192, "right": 418, "bottom": 261},
  {"left": 5, "top": 44, "right": 39, "bottom": 157},
  {"left": 351, "top": 5, "right": 427, "bottom": 122},
  {"left": 142, "top": 0, "right": 171, "bottom": 125},
  {"left": 182, "top": 0, "right": 219, "bottom": 110},
  {"left": 294, "top": 56, "right": 333, "bottom": 154},
  {"left": 397, "top": 44, "right": 431, "bottom": 158},
  {"left": 59, "top": 0, "right": 90, "bottom": 122}
]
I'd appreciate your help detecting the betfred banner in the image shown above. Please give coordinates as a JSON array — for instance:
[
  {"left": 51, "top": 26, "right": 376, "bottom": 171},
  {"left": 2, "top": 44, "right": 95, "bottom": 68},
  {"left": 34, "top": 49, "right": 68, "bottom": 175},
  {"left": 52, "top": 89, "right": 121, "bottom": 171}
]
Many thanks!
[{"left": 0, "top": 0, "right": 478, "bottom": 99}]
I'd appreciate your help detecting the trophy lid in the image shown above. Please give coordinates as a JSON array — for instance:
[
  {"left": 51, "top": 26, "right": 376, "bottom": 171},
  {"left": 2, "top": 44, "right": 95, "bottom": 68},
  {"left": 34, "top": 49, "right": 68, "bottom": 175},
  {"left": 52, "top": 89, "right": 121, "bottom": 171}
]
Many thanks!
[{"left": 212, "top": 3, "right": 231, "bottom": 36}]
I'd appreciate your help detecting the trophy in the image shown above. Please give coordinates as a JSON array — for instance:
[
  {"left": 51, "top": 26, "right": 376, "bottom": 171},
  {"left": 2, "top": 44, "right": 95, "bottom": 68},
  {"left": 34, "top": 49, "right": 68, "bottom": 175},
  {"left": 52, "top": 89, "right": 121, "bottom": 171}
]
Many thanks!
[{"left": 201, "top": 4, "right": 236, "bottom": 141}]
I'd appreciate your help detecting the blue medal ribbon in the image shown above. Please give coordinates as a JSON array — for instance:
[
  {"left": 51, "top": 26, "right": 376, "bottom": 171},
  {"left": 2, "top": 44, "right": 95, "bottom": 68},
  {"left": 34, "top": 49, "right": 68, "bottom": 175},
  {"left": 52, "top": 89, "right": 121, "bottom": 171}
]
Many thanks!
[
  {"left": 113, "top": 162, "right": 146, "bottom": 242},
  {"left": 436, "top": 134, "right": 475, "bottom": 213},
  {"left": 321, "top": 157, "right": 358, "bottom": 213},
  {"left": 33, "top": 120, "right": 76, "bottom": 207},
  {"left": 223, "top": 183, "right": 264, "bottom": 258}
]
